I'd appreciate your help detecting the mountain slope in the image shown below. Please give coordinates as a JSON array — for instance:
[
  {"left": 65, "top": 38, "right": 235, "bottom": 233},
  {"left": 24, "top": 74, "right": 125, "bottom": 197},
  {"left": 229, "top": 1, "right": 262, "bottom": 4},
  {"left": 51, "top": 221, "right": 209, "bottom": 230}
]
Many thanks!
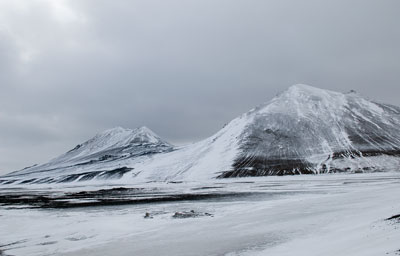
[
  {"left": 2, "top": 126, "right": 173, "bottom": 183},
  {"left": 48, "top": 126, "right": 172, "bottom": 167},
  {"left": 220, "top": 84, "right": 400, "bottom": 177},
  {"left": 1, "top": 85, "right": 400, "bottom": 185}
]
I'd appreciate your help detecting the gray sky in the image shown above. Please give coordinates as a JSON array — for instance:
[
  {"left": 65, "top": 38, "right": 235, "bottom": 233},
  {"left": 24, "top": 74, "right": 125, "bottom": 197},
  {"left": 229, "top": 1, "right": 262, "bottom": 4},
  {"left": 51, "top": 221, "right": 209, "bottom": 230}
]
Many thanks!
[{"left": 0, "top": 0, "right": 399, "bottom": 174}]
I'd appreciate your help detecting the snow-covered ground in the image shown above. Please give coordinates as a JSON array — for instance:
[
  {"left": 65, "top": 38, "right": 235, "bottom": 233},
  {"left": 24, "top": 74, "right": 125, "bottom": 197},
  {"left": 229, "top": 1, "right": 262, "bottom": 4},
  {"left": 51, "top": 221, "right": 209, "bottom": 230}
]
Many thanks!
[{"left": 1, "top": 172, "right": 400, "bottom": 256}]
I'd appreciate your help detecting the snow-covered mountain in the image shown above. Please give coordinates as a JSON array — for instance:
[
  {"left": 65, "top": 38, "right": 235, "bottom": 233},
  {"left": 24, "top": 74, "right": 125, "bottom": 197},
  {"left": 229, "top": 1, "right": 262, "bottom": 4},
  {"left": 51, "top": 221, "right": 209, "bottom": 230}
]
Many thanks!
[
  {"left": 223, "top": 84, "right": 400, "bottom": 177},
  {"left": 49, "top": 126, "right": 172, "bottom": 166},
  {"left": 1, "top": 85, "right": 400, "bottom": 185},
  {"left": 1, "top": 126, "right": 173, "bottom": 184}
]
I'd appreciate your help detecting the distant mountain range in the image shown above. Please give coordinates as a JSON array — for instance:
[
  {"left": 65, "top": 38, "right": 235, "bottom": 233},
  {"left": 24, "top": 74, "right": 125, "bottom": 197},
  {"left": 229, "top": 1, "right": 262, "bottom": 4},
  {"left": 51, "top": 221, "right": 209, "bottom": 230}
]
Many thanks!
[{"left": 2, "top": 85, "right": 400, "bottom": 185}]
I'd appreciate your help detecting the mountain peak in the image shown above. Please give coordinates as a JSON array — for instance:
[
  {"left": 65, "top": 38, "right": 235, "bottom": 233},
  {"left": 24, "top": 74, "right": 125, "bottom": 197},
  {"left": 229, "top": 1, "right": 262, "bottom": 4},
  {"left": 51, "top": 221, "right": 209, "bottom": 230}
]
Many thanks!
[
  {"left": 26, "top": 126, "right": 170, "bottom": 172},
  {"left": 94, "top": 126, "right": 161, "bottom": 142},
  {"left": 130, "top": 126, "right": 166, "bottom": 144},
  {"left": 284, "top": 84, "right": 341, "bottom": 97},
  {"left": 253, "top": 85, "right": 345, "bottom": 117},
  {"left": 288, "top": 83, "right": 316, "bottom": 91},
  {"left": 136, "top": 126, "right": 155, "bottom": 135},
  {"left": 96, "top": 126, "right": 131, "bottom": 136},
  {"left": 89, "top": 126, "right": 168, "bottom": 146}
]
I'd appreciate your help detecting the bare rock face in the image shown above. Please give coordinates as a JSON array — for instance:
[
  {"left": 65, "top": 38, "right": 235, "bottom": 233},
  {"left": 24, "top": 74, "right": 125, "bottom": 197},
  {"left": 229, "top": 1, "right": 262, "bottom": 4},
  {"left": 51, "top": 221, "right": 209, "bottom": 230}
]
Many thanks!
[{"left": 1, "top": 85, "right": 400, "bottom": 185}]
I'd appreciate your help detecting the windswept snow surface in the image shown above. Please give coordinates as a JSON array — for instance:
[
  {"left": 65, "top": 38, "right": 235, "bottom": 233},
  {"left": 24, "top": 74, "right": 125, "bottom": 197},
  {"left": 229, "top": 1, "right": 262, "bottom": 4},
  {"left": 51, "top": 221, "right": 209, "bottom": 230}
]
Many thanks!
[
  {"left": 1, "top": 85, "right": 400, "bottom": 185},
  {"left": 0, "top": 173, "right": 399, "bottom": 256}
]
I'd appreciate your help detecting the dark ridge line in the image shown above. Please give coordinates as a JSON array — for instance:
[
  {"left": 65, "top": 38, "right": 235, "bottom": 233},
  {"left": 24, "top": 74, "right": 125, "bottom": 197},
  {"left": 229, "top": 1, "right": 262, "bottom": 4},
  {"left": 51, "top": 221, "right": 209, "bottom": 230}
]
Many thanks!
[
  {"left": 331, "top": 149, "right": 400, "bottom": 159},
  {"left": 386, "top": 214, "right": 400, "bottom": 221},
  {"left": 0, "top": 167, "right": 133, "bottom": 185},
  {"left": 218, "top": 157, "right": 314, "bottom": 178},
  {"left": 218, "top": 149, "right": 400, "bottom": 178},
  {"left": 0, "top": 191, "right": 255, "bottom": 209}
]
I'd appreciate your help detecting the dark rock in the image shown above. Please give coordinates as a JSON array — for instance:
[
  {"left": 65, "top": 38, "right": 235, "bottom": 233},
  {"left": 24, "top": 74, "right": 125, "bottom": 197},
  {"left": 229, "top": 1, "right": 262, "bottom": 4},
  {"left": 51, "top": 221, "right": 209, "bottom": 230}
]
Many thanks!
[{"left": 172, "top": 210, "right": 213, "bottom": 218}]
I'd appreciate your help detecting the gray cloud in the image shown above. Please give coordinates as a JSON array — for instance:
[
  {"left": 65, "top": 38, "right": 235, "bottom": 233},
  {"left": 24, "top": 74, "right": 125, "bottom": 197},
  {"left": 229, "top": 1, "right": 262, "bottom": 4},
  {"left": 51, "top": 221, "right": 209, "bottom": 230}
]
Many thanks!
[{"left": 0, "top": 0, "right": 399, "bottom": 174}]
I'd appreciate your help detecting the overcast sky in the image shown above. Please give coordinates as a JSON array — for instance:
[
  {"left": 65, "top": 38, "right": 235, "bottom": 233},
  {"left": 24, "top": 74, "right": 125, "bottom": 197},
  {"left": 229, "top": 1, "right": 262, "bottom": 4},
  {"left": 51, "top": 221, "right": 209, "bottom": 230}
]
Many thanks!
[{"left": 0, "top": 0, "right": 399, "bottom": 174}]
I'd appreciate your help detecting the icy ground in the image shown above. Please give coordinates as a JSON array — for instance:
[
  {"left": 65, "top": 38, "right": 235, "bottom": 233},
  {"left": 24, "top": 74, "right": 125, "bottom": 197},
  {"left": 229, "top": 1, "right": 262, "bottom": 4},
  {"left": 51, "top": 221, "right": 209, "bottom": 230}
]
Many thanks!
[{"left": 1, "top": 173, "right": 400, "bottom": 256}]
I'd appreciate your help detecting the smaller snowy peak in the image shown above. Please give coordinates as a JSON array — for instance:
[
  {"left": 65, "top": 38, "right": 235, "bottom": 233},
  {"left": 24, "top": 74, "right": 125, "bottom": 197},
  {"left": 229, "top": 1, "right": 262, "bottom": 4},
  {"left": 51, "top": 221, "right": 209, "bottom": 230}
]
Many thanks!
[
  {"left": 85, "top": 125, "right": 167, "bottom": 147},
  {"left": 130, "top": 126, "right": 165, "bottom": 144},
  {"left": 80, "top": 126, "right": 168, "bottom": 149},
  {"left": 86, "top": 127, "right": 135, "bottom": 146},
  {"left": 100, "top": 126, "right": 131, "bottom": 134},
  {"left": 95, "top": 126, "right": 132, "bottom": 137},
  {"left": 46, "top": 126, "right": 172, "bottom": 164},
  {"left": 3, "top": 125, "right": 174, "bottom": 179}
]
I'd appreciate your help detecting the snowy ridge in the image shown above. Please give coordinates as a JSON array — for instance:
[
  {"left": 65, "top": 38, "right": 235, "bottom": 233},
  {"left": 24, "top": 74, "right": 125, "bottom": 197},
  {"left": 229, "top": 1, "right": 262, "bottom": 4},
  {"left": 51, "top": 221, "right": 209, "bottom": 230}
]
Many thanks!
[{"left": 1, "top": 85, "right": 400, "bottom": 185}]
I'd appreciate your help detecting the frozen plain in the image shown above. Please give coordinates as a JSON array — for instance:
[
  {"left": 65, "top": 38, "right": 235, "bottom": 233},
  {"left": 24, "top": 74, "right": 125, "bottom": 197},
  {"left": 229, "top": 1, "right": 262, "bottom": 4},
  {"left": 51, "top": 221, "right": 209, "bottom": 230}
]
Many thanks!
[{"left": 1, "top": 172, "right": 400, "bottom": 256}]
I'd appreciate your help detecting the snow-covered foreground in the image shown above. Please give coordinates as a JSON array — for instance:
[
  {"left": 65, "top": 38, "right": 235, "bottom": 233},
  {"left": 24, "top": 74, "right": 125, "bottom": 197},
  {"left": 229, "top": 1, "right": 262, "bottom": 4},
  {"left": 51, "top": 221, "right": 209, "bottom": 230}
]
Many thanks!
[{"left": 1, "top": 173, "right": 400, "bottom": 256}]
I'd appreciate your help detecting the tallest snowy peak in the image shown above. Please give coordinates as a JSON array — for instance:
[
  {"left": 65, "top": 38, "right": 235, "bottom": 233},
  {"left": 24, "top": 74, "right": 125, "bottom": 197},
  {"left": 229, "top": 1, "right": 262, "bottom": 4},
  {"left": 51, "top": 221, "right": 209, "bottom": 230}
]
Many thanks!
[
  {"left": 284, "top": 84, "right": 342, "bottom": 98},
  {"left": 253, "top": 84, "right": 349, "bottom": 116},
  {"left": 287, "top": 84, "right": 318, "bottom": 91}
]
